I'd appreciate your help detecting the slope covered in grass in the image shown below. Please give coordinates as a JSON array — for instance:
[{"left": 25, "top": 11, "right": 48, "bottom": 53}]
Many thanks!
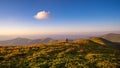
[
  {"left": 0, "top": 38, "right": 120, "bottom": 68},
  {"left": 91, "top": 37, "right": 113, "bottom": 45}
]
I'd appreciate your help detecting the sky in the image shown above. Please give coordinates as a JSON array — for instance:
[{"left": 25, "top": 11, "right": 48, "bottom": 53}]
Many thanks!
[{"left": 0, "top": 0, "right": 120, "bottom": 39}]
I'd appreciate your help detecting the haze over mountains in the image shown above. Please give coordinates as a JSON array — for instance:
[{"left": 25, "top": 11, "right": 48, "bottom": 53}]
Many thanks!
[
  {"left": 0, "top": 33, "right": 120, "bottom": 46},
  {"left": 0, "top": 38, "right": 54, "bottom": 46}
]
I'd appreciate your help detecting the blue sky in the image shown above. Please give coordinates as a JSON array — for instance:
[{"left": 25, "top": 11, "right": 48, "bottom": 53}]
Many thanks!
[{"left": 0, "top": 0, "right": 120, "bottom": 36}]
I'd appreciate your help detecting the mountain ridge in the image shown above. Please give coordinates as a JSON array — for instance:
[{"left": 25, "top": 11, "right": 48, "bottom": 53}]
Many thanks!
[
  {"left": 0, "top": 37, "right": 54, "bottom": 46},
  {"left": 102, "top": 33, "right": 120, "bottom": 43},
  {"left": 0, "top": 33, "right": 120, "bottom": 46}
]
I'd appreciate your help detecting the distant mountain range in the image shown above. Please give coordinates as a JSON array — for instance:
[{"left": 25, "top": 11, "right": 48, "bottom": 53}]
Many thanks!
[
  {"left": 0, "top": 38, "right": 54, "bottom": 46},
  {"left": 0, "top": 33, "right": 120, "bottom": 46},
  {"left": 102, "top": 33, "right": 120, "bottom": 43}
]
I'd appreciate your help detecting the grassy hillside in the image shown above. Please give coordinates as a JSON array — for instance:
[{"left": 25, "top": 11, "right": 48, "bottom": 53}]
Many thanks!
[{"left": 0, "top": 38, "right": 120, "bottom": 68}]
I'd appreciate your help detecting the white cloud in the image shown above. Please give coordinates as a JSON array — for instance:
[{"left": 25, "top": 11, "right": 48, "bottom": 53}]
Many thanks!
[{"left": 34, "top": 11, "right": 50, "bottom": 20}]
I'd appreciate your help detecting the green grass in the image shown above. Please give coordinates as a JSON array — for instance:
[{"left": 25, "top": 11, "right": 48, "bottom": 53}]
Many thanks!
[{"left": 0, "top": 38, "right": 120, "bottom": 68}]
